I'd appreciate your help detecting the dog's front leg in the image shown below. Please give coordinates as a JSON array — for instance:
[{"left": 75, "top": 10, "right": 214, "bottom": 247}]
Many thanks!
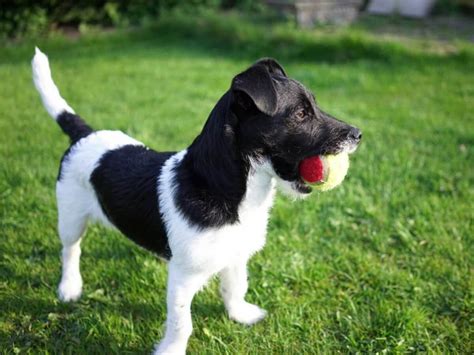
[
  {"left": 154, "top": 261, "right": 209, "bottom": 355},
  {"left": 220, "top": 261, "right": 267, "bottom": 325}
]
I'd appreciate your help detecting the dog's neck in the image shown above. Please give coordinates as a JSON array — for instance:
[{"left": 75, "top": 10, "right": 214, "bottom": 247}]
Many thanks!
[
  {"left": 242, "top": 160, "right": 276, "bottom": 210},
  {"left": 173, "top": 91, "right": 262, "bottom": 229}
]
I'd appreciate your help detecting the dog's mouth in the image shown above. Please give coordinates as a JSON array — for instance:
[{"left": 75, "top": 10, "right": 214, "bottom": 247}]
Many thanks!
[
  {"left": 269, "top": 138, "right": 360, "bottom": 197},
  {"left": 272, "top": 160, "right": 319, "bottom": 196},
  {"left": 294, "top": 156, "right": 325, "bottom": 194},
  {"left": 292, "top": 142, "right": 359, "bottom": 194},
  {"left": 293, "top": 178, "right": 313, "bottom": 194}
]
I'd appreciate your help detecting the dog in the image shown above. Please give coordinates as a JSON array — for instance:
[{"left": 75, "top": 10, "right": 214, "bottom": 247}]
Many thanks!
[{"left": 32, "top": 47, "right": 361, "bottom": 354}]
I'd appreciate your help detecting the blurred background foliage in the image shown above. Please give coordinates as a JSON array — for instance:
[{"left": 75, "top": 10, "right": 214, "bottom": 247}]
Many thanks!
[
  {"left": 435, "top": 0, "right": 474, "bottom": 13},
  {"left": 1, "top": 0, "right": 473, "bottom": 40},
  {"left": 0, "top": 0, "right": 258, "bottom": 39}
]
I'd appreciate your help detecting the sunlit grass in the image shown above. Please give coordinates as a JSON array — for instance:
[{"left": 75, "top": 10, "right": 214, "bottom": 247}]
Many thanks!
[{"left": 1, "top": 12, "right": 472, "bottom": 354}]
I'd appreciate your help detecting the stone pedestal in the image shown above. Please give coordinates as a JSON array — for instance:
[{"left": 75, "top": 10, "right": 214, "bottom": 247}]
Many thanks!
[
  {"left": 367, "top": 0, "right": 436, "bottom": 18},
  {"left": 266, "top": 0, "right": 364, "bottom": 27}
]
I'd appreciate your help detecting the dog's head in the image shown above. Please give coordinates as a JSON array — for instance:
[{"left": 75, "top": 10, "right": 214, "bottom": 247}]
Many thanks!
[{"left": 229, "top": 58, "right": 361, "bottom": 196}]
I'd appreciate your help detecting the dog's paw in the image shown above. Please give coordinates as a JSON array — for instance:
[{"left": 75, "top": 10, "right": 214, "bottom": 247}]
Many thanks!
[
  {"left": 228, "top": 301, "right": 267, "bottom": 325},
  {"left": 58, "top": 277, "right": 82, "bottom": 302},
  {"left": 153, "top": 341, "right": 186, "bottom": 355}
]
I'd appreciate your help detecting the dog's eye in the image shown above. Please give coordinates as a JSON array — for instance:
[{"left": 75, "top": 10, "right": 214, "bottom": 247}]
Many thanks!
[{"left": 295, "top": 109, "right": 307, "bottom": 120}]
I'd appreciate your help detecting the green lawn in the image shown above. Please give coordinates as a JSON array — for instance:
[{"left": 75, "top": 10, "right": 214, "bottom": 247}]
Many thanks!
[{"left": 1, "top": 12, "right": 473, "bottom": 354}]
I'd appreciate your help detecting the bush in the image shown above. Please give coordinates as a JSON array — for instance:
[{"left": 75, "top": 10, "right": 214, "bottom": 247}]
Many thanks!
[
  {"left": 0, "top": 0, "right": 248, "bottom": 39},
  {"left": 434, "top": 0, "right": 474, "bottom": 14},
  {"left": 0, "top": 4, "right": 48, "bottom": 38}
]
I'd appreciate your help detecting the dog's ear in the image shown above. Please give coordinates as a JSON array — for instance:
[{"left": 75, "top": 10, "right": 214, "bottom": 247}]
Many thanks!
[
  {"left": 254, "top": 58, "right": 287, "bottom": 77},
  {"left": 231, "top": 64, "right": 278, "bottom": 116}
]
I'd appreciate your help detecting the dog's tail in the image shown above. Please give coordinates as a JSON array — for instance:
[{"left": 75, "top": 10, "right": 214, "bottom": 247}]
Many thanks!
[{"left": 32, "top": 47, "right": 93, "bottom": 144}]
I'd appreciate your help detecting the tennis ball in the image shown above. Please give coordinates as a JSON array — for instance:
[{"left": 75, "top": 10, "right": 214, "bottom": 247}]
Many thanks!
[
  {"left": 299, "top": 156, "right": 324, "bottom": 183},
  {"left": 299, "top": 152, "right": 350, "bottom": 191}
]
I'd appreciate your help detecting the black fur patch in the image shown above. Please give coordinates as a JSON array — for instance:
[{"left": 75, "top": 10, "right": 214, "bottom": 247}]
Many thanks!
[
  {"left": 57, "top": 111, "right": 93, "bottom": 144},
  {"left": 56, "top": 112, "right": 94, "bottom": 181},
  {"left": 174, "top": 92, "right": 250, "bottom": 228},
  {"left": 90, "top": 145, "right": 174, "bottom": 259},
  {"left": 172, "top": 58, "right": 361, "bottom": 227}
]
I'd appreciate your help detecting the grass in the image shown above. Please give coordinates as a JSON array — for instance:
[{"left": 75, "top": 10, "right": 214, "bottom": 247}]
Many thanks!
[{"left": 1, "top": 11, "right": 473, "bottom": 354}]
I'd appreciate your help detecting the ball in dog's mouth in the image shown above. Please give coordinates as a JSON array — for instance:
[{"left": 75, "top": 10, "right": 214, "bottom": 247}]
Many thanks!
[{"left": 299, "top": 153, "right": 350, "bottom": 191}]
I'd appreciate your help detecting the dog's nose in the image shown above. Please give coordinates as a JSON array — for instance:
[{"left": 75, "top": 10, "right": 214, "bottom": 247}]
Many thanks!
[{"left": 348, "top": 127, "right": 362, "bottom": 142}]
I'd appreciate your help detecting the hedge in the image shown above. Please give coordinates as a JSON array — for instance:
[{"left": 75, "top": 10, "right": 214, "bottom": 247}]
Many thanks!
[{"left": 0, "top": 0, "right": 256, "bottom": 39}]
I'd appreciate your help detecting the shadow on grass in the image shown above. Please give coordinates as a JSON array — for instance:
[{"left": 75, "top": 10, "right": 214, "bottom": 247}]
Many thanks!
[{"left": 2, "top": 286, "right": 224, "bottom": 353}]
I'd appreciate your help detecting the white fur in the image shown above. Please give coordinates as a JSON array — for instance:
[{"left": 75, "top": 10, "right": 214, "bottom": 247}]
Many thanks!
[
  {"left": 56, "top": 130, "right": 143, "bottom": 301},
  {"left": 154, "top": 153, "right": 276, "bottom": 354},
  {"left": 32, "top": 44, "right": 146, "bottom": 302},
  {"left": 32, "top": 47, "right": 75, "bottom": 119},
  {"left": 220, "top": 262, "right": 267, "bottom": 324},
  {"left": 160, "top": 153, "right": 275, "bottom": 273}
]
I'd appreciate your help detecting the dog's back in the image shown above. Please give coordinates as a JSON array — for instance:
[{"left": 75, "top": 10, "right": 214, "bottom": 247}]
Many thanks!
[{"left": 90, "top": 144, "right": 173, "bottom": 256}]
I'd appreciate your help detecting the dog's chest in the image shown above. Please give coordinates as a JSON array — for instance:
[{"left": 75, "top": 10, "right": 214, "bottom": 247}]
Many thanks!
[
  {"left": 210, "top": 176, "right": 276, "bottom": 264},
  {"left": 161, "top": 153, "right": 276, "bottom": 271},
  {"left": 186, "top": 178, "right": 275, "bottom": 271}
]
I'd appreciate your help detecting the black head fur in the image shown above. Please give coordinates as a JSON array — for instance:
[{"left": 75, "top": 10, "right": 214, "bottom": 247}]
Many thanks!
[{"left": 174, "top": 58, "right": 361, "bottom": 227}]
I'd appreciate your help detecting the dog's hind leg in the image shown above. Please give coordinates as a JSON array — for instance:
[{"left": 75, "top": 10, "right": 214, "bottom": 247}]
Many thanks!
[
  {"left": 56, "top": 182, "right": 89, "bottom": 302},
  {"left": 220, "top": 261, "right": 267, "bottom": 325}
]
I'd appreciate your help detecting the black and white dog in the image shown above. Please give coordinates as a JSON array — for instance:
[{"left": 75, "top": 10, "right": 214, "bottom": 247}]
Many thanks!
[{"left": 32, "top": 48, "right": 361, "bottom": 354}]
